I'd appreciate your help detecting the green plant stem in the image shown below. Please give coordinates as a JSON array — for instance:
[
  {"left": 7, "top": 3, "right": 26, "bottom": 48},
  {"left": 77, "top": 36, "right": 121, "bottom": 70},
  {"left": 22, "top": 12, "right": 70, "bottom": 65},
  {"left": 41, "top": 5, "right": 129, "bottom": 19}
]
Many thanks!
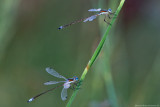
[
  {"left": 66, "top": 0, "right": 125, "bottom": 106},
  {"left": 103, "top": 57, "right": 119, "bottom": 107}
]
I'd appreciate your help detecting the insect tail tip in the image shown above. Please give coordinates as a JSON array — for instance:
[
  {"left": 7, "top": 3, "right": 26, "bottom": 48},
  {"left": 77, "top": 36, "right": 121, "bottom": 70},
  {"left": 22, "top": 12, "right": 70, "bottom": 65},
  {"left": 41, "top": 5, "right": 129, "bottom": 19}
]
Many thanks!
[
  {"left": 27, "top": 98, "right": 34, "bottom": 103},
  {"left": 58, "top": 26, "right": 63, "bottom": 30}
]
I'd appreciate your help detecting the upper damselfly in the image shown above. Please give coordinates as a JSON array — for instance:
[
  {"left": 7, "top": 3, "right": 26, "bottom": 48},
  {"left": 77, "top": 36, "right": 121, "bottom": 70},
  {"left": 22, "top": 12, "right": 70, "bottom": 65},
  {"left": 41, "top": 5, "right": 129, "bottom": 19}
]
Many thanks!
[
  {"left": 58, "top": 8, "right": 113, "bottom": 29},
  {"left": 27, "top": 67, "right": 79, "bottom": 102}
]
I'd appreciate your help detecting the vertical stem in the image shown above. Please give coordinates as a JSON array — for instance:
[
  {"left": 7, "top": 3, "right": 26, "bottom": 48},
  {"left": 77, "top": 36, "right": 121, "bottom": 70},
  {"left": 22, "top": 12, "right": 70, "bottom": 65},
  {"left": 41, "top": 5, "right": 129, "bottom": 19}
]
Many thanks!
[
  {"left": 66, "top": 0, "right": 125, "bottom": 106},
  {"left": 103, "top": 56, "right": 119, "bottom": 107}
]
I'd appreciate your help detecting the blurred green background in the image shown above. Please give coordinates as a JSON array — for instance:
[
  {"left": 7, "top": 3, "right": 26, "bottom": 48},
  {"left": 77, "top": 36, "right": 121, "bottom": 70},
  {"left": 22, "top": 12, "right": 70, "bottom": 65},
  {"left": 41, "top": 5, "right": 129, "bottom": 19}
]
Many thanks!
[{"left": 0, "top": 0, "right": 160, "bottom": 107}]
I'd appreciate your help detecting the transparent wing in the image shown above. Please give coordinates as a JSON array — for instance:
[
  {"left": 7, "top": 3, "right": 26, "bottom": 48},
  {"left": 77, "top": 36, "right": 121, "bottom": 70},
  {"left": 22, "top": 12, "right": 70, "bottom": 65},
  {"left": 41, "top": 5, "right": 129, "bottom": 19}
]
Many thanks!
[
  {"left": 61, "top": 88, "right": 68, "bottom": 101},
  {"left": 46, "top": 67, "right": 67, "bottom": 80},
  {"left": 88, "top": 8, "right": 101, "bottom": 12},
  {"left": 44, "top": 81, "right": 66, "bottom": 85},
  {"left": 83, "top": 15, "right": 97, "bottom": 22}
]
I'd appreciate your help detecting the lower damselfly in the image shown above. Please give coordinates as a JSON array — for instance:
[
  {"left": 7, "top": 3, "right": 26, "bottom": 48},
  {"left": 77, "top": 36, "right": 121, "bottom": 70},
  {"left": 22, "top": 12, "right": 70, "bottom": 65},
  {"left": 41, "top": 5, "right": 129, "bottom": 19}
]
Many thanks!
[{"left": 27, "top": 67, "right": 79, "bottom": 102}]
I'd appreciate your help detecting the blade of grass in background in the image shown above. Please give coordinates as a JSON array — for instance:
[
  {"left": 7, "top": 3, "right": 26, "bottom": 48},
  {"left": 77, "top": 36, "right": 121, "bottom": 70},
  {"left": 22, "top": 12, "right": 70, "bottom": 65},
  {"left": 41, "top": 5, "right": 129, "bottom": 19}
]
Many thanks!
[
  {"left": 95, "top": 0, "right": 121, "bottom": 106},
  {"left": 66, "top": 0, "right": 125, "bottom": 106},
  {"left": 0, "top": 0, "right": 20, "bottom": 63}
]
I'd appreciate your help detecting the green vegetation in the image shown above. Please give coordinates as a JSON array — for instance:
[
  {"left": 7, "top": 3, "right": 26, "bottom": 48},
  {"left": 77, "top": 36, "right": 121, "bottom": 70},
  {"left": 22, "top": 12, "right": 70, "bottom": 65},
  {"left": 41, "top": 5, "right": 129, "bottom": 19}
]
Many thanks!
[{"left": 1, "top": 0, "right": 160, "bottom": 107}]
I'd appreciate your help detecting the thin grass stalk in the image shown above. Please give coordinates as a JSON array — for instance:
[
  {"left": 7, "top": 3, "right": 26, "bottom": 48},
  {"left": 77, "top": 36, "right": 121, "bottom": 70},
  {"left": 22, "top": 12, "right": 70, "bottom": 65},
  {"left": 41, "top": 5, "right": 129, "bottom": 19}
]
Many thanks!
[
  {"left": 0, "top": 0, "right": 20, "bottom": 62},
  {"left": 103, "top": 55, "right": 119, "bottom": 107},
  {"left": 66, "top": 0, "right": 125, "bottom": 106}
]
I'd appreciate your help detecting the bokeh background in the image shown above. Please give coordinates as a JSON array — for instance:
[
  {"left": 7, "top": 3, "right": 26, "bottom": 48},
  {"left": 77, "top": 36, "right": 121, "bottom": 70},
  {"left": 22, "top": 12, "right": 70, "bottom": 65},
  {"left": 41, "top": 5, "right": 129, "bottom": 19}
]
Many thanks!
[{"left": 0, "top": 0, "right": 160, "bottom": 107}]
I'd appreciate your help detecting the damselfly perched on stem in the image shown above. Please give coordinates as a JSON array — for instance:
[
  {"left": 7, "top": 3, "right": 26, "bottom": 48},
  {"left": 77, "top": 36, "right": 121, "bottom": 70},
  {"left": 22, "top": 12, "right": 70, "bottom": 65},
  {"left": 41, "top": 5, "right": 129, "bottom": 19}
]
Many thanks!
[
  {"left": 27, "top": 67, "right": 79, "bottom": 102},
  {"left": 58, "top": 8, "right": 113, "bottom": 29}
]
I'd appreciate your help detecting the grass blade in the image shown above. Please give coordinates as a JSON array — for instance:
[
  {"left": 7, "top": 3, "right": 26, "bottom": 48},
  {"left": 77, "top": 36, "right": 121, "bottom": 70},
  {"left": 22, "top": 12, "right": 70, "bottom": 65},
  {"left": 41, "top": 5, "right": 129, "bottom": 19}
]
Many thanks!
[{"left": 66, "top": 0, "right": 125, "bottom": 106}]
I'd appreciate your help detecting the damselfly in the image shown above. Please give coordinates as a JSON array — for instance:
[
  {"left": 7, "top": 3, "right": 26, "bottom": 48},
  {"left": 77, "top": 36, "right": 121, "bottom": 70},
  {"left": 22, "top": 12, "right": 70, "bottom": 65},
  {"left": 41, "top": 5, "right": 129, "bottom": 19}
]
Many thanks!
[
  {"left": 58, "top": 8, "right": 113, "bottom": 29},
  {"left": 27, "top": 67, "right": 79, "bottom": 102}
]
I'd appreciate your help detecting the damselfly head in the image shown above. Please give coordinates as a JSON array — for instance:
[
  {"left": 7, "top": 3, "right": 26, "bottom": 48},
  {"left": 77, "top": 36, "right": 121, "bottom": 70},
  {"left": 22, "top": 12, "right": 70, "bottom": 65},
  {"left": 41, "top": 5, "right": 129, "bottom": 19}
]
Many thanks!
[
  {"left": 108, "top": 8, "right": 112, "bottom": 13},
  {"left": 73, "top": 76, "right": 78, "bottom": 81}
]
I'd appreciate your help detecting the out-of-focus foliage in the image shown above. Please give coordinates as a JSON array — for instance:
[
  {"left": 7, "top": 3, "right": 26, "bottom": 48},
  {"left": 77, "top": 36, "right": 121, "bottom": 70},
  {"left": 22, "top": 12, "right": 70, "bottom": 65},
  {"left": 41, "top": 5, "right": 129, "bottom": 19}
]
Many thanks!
[{"left": 0, "top": 0, "right": 160, "bottom": 107}]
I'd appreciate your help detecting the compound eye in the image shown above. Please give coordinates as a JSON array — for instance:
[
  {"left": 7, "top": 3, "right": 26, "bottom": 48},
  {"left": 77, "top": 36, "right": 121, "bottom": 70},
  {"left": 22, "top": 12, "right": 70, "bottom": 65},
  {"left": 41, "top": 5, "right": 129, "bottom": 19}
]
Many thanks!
[{"left": 108, "top": 8, "right": 112, "bottom": 12}]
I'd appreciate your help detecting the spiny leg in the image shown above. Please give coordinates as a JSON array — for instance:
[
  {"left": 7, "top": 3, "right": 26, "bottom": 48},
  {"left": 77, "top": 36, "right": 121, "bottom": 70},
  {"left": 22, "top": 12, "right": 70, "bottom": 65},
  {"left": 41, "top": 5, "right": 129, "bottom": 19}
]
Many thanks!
[
  {"left": 108, "top": 14, "right": 111, "bottom": 19},
  {"left": 104, "top": 15, "right": 111, "bottom": 25},
  {"left": 69, "top": 85, "right": 81, "bottom": 90},
  {"left": 108, "top": 12, "right": 117, "bottom": 18},
  {"left": 69, "top": 81, "right": 81, "bottom": 90}
]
